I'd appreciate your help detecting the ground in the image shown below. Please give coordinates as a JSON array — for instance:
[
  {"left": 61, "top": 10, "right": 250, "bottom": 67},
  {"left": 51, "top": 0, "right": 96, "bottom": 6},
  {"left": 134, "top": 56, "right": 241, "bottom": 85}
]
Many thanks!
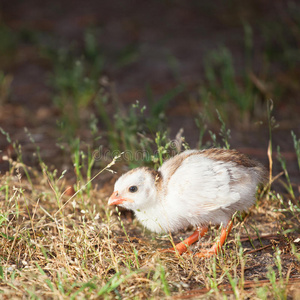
[{"left": 0, "top": 1, "right": 300, "bottom": 299}]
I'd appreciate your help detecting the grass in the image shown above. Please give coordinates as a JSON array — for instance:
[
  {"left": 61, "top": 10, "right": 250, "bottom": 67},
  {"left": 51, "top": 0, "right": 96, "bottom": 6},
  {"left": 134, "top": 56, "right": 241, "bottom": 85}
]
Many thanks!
[
  {"left": 0, "top": 3, "right": 300, "bottom": 299},
  {"left": 0, "top": 112, "right": 299, "bottom": 298},
  {"left": 200, "top": 42, "right": 259, "bottom": 127}
]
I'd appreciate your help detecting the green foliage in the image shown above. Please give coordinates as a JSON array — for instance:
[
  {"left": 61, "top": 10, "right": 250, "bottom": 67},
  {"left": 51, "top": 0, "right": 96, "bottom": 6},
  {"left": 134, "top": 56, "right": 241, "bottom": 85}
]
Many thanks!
[
  {"left": 277, "top": 146, "right": 295, "bottom": 200},
  {"left": 291, "top": 131, "right": 300, "bottom": 171},
  {"left": 83, "top": 30, "right": 106, "bottom": 75},
  {"left": 154, "top": 264, "right": 171, "bottom": 296},
  {"left": 146, "top": 83, "right": 184, "bottom": 128},
  {"left": 195, "top": 112, "right": 208, "bottom": 149},
  {"left": 197, "top": 109, "right": 231, "bottom": 150},
  {"left": 47, "top": 31, "right": 105, "bottom": 143},
  {"left": 112, "top": 100, "right": 147, "bottom": 153},
  {"left": 0, "top": 71, "right": 12, "bottom": 105},
  {"left": 47, "top": 30, "right": 182, "bottom": 162},
  {"left": 264, "top": 249, "right": 288, "bottom": 300},
  {"left": 97, "top": 272, "right": 135, "bottom": 297},
  {"left": 202, "top": 46, "right": 257, "bottom": 119},
  {"left": 151, "top": 131, "right": 185, "bottom": 169},
  {"left": 216, "top": 110, "right": 231, "bottom": 149},
  {"left": 0, "top": 24, "right": 17, "bottom": 54},
  {"left": 263, "top": 2, "right": 300, "bottom": 69},
  {"left": 152, "top": 131, "right": 172, "bottom": 167},
  {"left": 52, "top": 57, "right": 99, "bottom": 141}
]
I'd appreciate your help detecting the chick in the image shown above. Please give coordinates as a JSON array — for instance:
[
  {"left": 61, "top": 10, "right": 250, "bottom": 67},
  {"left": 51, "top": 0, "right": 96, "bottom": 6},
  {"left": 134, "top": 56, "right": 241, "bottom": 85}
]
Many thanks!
[{"left": 108, "top": 149, "right": 267, "bottom": 257}]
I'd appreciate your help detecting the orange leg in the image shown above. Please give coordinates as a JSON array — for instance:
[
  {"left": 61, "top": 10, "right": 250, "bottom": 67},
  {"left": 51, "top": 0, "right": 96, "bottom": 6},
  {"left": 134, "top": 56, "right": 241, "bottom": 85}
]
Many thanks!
[
  {"left": 195, "top": 220, "right": 233, "bottom": 258},
  {"left": 160, "top": 227, "right": 208, "bottom": 255}
]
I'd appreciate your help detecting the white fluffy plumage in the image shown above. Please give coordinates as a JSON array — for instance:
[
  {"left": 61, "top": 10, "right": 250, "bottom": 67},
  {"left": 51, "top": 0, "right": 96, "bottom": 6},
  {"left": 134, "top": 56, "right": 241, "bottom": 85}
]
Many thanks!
[{"left": 108, "top": 149, "right": 266, "bottom": 234}]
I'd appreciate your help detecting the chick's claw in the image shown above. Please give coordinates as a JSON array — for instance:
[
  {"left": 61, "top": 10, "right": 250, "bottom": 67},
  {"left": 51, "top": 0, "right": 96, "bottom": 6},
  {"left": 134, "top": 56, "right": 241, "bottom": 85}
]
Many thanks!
[
  {"left": 195, "top": 221, "right": 233, "bottom": 258},
  {"left": 158, "top": 245, "right": 192, "bottom": 255},
  {"left": 159, "top": 227, "right": 209, "bottom": 255},
  {"left": 194, "top": 249, "right": 216, "bottom": 258}
]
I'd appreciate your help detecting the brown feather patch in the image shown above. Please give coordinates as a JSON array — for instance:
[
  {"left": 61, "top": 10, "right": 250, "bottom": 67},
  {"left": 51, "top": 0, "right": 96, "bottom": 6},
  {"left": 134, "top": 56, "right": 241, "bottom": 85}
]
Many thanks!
[
  {"left": 199, "top": 148, "right": 258, "bottom": 167},
  {"left": 199, "top": 148, "right": 268, "bottom": 183},
  {"left": 160, "top": 148, "right": 267, "bottom": 185},
  {"left": 141, "top": 167, "right": 163, "bottom": 186}
]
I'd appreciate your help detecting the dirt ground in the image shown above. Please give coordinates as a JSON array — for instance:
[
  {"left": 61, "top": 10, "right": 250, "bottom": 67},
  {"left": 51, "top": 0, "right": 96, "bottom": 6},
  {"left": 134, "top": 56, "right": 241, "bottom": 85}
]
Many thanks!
[{"left": 1, "top": 0, "right": 300, "bottom": 173}]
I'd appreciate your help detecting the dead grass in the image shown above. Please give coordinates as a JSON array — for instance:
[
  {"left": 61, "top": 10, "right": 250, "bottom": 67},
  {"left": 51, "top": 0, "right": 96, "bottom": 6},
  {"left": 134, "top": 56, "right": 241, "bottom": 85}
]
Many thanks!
[{"left": 0, "top": 157, "right": 299, "bottom": 299}]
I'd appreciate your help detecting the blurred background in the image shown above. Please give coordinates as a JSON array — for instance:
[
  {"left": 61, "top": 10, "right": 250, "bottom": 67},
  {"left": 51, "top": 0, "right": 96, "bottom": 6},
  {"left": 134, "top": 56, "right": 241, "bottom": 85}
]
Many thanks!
[{"left": 0, "top": 0, "right": 300, "bottom": 187}]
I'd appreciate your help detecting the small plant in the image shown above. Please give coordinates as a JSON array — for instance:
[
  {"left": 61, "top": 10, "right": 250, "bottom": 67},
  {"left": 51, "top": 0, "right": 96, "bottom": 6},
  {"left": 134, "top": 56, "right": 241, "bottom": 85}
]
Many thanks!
[
  {"left": 116, "top": 207, "right": 140, "bottom": 269},
  {"left": 0, "top": 24, "right": 17, "bottom": 54},
  {"left": 274, "top": 192, "right": 300, "bottom": 225},
  {"left": 226, "top": 269, "right": 240, "bottom": 299},
  {"left": 267, "top": 248, "right": 288, "bottom": 299},
  {"left": 40, "top": 162, "right": 67, "bottom": 212},
  {"left": 151, "top": 131, "right": 183, "bottom": 169},
  {"left": 47, "top": 31, "right": 106, "bottom": 143},
  {"left": 83, "top": 30, "right": 106, "bottom": 77},
  {"left": 277, "top": 146, "right": 295, "bottom": 200},
  {"left": 152, "top": 263, "right": 171, "bottom": 297},
  {"left": 152, "top": 131, "right": 172, "bottom": 167},
  {"left": 267, "top": 99, "right": 279, "bottom": 189},
  {"left": 0, "top": 71, "right": 12, "bottom": 105},
  {"left": 262, "top": 2, "right": 300, "bottom": 70},
  {"left": 216, "top": 109, "right": 231, "bottom": 149},
  {"left": 112, "top": 100, "right": 147, "bottom": 154},
  {"left": 146, "top": 83, "right": 184, "bottom": 129},
  {"left": 202, "top": 109, "right": 231, "bottom": 149},
  {"left": 202, "top": 45, "right": 258, "bottom": 123},
  {"left": 195, "top": 111, "right": 208, "bottom": 149},
  {"left": 52, "top": 57, "right": 98, "bottom": 141},
  {"left": 97, "top": 272, "right": 136, "bottom": 297},
  {"left": 291, "top": 131, "right": 300, "bottom": 171}
]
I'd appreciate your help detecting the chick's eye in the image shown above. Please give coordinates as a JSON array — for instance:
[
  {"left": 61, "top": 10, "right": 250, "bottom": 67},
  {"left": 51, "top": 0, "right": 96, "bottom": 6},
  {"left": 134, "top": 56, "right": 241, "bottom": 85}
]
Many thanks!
[{"left": 129, "top": 186, "right": 138, "bottom": 193}]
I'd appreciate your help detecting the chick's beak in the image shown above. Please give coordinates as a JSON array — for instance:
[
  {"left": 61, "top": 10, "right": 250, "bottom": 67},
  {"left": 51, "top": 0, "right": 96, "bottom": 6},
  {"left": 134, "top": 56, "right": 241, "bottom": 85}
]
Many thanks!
[
  {"left": 108, "top": 191, "right": 134, "bottom": 206},
  {"left": 108, "top": 191, "right": 123, "bottom": 206}
]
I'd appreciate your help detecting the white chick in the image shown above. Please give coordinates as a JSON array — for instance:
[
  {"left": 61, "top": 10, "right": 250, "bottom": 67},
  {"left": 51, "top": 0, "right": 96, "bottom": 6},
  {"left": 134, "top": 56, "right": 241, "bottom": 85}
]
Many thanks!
[{"left": 108, "top": 148, "right": 267, "bottom": 257}]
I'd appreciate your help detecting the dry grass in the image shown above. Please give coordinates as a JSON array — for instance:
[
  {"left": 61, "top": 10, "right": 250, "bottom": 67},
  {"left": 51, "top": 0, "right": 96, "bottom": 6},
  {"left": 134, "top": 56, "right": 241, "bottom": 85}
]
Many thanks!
[{"left": 0, "top": 154, "right": 299, "bottom": 299}]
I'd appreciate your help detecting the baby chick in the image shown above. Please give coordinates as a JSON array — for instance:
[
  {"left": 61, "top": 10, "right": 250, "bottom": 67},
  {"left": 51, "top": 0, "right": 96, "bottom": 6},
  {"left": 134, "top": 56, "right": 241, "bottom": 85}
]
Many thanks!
[{"left": 108, "top": 148, "right": 267, "bottom": 257}]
